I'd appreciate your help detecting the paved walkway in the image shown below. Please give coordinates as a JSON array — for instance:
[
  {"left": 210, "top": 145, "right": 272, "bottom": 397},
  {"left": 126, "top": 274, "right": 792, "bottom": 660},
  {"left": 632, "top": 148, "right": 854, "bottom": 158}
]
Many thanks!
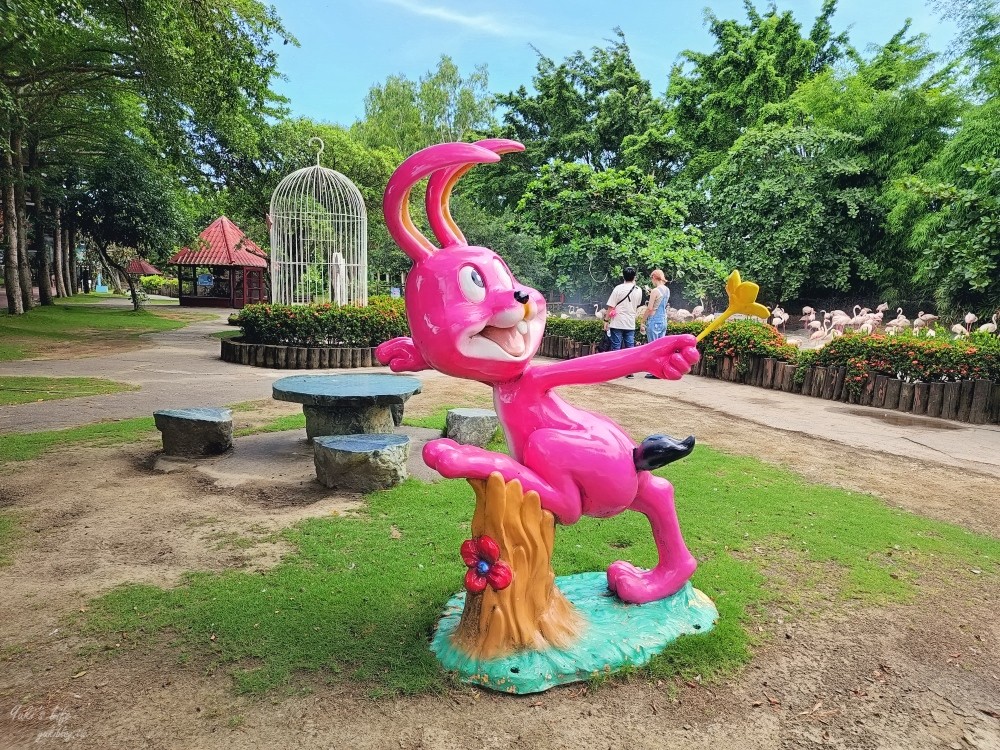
[{"left": 2, "top": 311, "right": 999, "bottom": 479}]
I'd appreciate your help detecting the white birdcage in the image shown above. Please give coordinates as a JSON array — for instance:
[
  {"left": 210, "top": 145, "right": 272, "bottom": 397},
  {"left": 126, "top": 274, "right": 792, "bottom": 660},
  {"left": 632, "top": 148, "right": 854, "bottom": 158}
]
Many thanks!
[{"left": 269, "top": 138, "right": 368, "bottom": 306}]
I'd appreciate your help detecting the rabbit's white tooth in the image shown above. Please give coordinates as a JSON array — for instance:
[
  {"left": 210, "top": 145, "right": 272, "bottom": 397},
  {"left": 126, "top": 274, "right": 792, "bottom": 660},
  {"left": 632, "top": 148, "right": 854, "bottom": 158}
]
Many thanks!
[{"left": 516, "top": 321, "right": 528, "bottom": 334}]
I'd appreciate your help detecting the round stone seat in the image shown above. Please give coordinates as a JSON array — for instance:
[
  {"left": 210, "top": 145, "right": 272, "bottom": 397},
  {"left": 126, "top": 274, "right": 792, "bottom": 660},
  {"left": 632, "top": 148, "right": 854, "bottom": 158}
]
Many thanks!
[
  {"left": 445, "top": 408, "right": 500, "bottom": 448},
  {"left": 154, "top": 407, "right": 233, "bottom": 457},
  {"left": 313, "top": 433, "right": 409, "bottom": 492}
]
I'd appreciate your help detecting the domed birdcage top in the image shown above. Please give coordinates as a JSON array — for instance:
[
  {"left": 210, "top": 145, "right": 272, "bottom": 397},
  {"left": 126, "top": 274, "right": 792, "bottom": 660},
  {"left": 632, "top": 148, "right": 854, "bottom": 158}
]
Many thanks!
[{"left": 269, "top": 137, "right": 368, "bottom": 306}]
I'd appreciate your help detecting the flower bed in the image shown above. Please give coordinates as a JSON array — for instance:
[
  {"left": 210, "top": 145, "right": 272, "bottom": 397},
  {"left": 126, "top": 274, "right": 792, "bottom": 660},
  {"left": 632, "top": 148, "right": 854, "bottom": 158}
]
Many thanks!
[
  {"left": 811, "top": 330, "right": 1000, "bottom": 396},
  {"left": 223, "top": 297, "right": 409, "bottom": 369}
]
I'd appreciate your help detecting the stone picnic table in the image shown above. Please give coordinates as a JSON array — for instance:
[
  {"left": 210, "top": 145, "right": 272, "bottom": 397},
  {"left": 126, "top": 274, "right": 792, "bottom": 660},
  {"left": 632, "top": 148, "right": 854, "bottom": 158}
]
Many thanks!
[{"left": 272, "top": 374, "right": 422, "bottom": 442}]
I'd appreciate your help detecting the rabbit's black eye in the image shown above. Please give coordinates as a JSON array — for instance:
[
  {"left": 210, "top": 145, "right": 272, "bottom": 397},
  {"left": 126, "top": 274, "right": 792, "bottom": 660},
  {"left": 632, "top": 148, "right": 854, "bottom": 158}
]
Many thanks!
[{"left": 459, "top": 266, "right": 487, "bottom": 303}]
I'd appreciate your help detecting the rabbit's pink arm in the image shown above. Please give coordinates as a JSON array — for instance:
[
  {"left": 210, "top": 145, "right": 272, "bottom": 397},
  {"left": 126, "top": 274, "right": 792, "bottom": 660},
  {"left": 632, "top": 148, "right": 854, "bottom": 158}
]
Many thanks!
[{"left": 524, "top": 334, "right": 700, "bottom": 391}]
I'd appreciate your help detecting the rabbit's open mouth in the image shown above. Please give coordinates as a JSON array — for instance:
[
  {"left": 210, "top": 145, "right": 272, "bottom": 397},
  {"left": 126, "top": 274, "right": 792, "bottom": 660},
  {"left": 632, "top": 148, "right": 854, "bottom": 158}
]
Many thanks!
[{"left": 478, "top": 321, "right": 528, "bottom": 357}]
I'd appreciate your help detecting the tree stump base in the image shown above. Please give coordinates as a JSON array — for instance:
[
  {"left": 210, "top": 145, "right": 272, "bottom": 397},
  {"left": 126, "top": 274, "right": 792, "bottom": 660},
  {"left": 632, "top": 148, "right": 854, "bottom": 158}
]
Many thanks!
[{"left": 432, "top": 572, "right": 718, "bottom": 694}]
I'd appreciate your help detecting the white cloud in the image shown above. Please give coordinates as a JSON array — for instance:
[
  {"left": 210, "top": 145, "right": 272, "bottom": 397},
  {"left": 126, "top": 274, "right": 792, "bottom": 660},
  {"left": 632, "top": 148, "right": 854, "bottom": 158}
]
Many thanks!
[{"left": 377, "top": 0, "right": 522, "bottom": 36}]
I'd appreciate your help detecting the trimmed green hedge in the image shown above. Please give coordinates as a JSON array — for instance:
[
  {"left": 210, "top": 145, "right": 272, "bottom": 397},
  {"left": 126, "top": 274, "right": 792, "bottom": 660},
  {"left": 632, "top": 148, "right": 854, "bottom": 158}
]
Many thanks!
[{"left": 236, "top": 297, "right": 408, "bottom": 347}]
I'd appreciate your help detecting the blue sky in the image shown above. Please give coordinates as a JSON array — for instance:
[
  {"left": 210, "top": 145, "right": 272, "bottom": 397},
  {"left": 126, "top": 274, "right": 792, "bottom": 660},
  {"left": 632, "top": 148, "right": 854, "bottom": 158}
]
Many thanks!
[{"left": 271, "top": 0, "right": 957, "bottom": 127}]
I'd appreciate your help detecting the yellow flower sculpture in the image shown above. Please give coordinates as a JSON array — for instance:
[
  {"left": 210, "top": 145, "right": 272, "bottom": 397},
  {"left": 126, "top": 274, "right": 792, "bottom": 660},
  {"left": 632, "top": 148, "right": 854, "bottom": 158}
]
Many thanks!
[{"left": 696, "top": 270, "right": 772, "bottom": 343}]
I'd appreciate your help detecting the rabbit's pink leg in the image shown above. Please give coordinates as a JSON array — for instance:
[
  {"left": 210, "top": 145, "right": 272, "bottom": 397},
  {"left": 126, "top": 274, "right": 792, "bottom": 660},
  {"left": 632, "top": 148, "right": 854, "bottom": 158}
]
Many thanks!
[
  {"left": 521, "top": 429, "right": 639, "bottom": 525},
  {"left": 423, "top": 439, "right": 556, "bottom": 500},
  {"left": 607, "top": 472, "right": 697, "bottom": 604}
]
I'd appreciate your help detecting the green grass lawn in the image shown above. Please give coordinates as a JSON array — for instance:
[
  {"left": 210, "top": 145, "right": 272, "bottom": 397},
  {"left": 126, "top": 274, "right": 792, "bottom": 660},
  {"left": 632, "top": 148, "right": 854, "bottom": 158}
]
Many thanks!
[
  {"left": 0, "top": 303, "right": 193, "bottom": 361},
  {"left": 78, "top": 445, "right": 1000, "bottom": 697},
  {"left": 0, "top": 376, "right": 137, "bottom": 406},
  {"left": 56, "top": 292, "right": 129, "bottom": 304},
  {"left": 0, "top": 417, "right": 157, "bottom": 464}
]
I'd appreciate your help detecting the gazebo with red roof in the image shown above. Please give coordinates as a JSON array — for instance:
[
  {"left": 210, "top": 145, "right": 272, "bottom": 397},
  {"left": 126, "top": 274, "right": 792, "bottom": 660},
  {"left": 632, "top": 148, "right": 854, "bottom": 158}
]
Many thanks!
[{"left": 169, "top": 216, "right": 268, "bottom": 308}]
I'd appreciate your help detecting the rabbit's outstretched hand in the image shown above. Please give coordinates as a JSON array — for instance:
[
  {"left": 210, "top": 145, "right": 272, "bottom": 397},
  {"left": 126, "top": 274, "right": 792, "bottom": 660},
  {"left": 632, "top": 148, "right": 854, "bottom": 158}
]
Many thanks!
[
  {"left": 375, "top": 337, "right": 429, "bottom": 372},
  {"left": 646, "top": 334, "right": 700, "bottom": 380}
]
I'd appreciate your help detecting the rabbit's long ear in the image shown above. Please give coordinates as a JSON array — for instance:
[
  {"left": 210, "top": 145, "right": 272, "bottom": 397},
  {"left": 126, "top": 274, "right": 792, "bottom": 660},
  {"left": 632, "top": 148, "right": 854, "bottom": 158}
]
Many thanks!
[
  {"left": 383, "top": 143, "right": 501, "bottom": 263},
  {"left": 426, "top": 139, "right": 525, "bottom": 248}
]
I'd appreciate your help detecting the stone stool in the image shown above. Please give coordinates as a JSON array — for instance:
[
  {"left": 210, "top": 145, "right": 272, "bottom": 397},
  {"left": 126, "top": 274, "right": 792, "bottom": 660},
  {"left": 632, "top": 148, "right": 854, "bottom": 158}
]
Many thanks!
[
  {"left": 314, "top": 434, "right": 409, "bottom": 492},
  {"left": 445, "top": 408, "right": 500, "bottom": 448},
  {"left": 154, "top": 407, "right": 233, "bottom": 457}
]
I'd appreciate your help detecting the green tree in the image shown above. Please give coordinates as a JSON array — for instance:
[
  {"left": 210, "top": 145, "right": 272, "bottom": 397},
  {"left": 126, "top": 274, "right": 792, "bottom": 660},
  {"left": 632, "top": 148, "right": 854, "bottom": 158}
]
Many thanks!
[
  {"left": 640, "top": 1, "right": 848, "bottom": 184},
  {"left": 353, "top": 55, "right": 493, "bottom": 157},
  {"left": 69, "top": 138, "right": 196, "bottom": 310},
  {"left": 1, "top": 0, "right": 292, "bottom": 313},
  {"left": 779, "top": 24, "right": 963, "bottom": 300},
  {"left": 475, "top": 31, "right": 664, "bottom": 211},
  {"left": 705, "top": 123, "right": 873, "bottom": 303},
  {"left": 906, "top": 158, "right": 1000, "bottom": 316},
  {"left": 517, "top": 161, "right": 723, "bottom": 300}
]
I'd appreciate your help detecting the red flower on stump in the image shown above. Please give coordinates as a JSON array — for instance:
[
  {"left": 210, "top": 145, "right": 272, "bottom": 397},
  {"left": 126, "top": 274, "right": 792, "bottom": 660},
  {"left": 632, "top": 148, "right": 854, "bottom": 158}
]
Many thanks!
[{"left": 460, "top": 535, "right": 512, "bottom": 594}]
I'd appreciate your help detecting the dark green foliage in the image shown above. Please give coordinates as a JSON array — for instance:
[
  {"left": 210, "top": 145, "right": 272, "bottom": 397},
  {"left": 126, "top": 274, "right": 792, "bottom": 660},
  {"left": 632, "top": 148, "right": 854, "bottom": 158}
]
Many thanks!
[
  {"left": 517, "top": 161, "right": 724, "bottom": 300},
  {"left": 706, "top": 123, "right": 874, "bottom": 302},
  {"left": 651, "top": 1, "right": 848, "bottom": 182}
]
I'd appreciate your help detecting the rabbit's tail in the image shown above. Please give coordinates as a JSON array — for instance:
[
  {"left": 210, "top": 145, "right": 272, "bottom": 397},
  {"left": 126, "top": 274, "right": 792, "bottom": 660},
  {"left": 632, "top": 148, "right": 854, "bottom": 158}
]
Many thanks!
[{"left": 633, "top": 434, "right": 696, "bottom": 471}]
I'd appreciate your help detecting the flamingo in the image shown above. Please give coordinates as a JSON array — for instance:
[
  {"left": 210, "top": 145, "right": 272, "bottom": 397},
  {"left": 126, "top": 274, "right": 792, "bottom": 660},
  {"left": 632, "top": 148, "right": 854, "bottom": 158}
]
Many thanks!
[
  {"left": 892, "top": 308, "right": 910, "bottom": 328},
  {"left": 978, "top": 313, "right": 998, "bottom": 334},
  {"left": 859, "top": 320, "right": 875, "bottom": 335},
  {"left": 917, "top": 311, "right": 938, "bottom": 325},
  {"left": 830, "top": 310, "right": 853, "bottom": 332},
  {"left": 809, "top": 319, "right": 833, "bottom": 342},
  {"left": 876, "top": 302, "right": 889, "bottom": 313},
  {"left": 808, "top": 320, "right": 823, "bottom": 331},
  {"left": 952, "top": 323, "right": 970, "bottom": 338},
  {"left": 691, "top": 304, "right": 705, "bottom": 318},
  {"left": 594, "top": 303, "right": 605, "bottom": 321},
  {"left": 965, "top": 312, "right": 978, "bottom": 332}
]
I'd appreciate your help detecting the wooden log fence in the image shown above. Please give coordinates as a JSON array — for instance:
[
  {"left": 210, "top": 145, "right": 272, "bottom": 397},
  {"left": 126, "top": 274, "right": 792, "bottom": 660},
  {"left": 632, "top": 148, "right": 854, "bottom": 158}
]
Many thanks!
[{"left": 220, "top": 338, "right": 385, "bottom": 370}]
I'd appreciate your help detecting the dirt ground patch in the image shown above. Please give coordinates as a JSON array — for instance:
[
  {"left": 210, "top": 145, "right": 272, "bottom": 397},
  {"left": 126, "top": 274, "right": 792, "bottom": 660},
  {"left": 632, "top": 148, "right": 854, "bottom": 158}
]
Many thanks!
[{"left": 0, "top": 377, "right": 998, "bottom": 749}]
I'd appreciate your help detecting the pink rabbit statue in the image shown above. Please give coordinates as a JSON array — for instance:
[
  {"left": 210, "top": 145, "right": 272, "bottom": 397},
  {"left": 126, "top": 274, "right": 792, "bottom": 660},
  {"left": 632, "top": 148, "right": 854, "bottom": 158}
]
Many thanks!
[{"left": 377, "top": 140, "right": 703, "bottom": 604}]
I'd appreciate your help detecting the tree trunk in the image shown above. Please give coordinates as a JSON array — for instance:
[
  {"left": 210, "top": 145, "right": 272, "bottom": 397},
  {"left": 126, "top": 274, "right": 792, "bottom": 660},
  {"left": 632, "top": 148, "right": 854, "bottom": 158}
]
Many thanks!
[
  {"left": 53, "top": 206, "right": 67, "bottom": 297},
  {"left": 62, "top": 228, "right": 72, "bottom": 295},
  {"left": 1, "top": 141, "right": 23, "bottom": 315},
  {"left": 28, "top": 142, "right": 52, "bottom": 306},
  {"left": 96, "top": 242, "right": 140, "bottom": 310},
  {"left": 32, "top": 202, "right": 52, "bottom": 305},
  {"left": 67, "top": 225, "right": 78, "bottom": 294},
  {"left": 451, "top": 472, "right": 582, "bottom": 660},
  {"left": 12, "top": 130, "right": 33, "bottom": 310}
]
